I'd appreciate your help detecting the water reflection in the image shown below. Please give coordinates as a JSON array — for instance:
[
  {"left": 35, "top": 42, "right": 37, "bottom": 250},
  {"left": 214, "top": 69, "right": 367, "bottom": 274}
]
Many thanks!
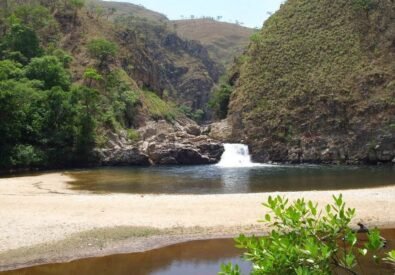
[
  {"left": 67, "top": 165, "right": 395, "bottom": 194},
  {"left": 2, "top": 229, "right": 395, "bottom": 275},
  {"left": 1, "top": 239, "right": 250, "bottom": 275}
]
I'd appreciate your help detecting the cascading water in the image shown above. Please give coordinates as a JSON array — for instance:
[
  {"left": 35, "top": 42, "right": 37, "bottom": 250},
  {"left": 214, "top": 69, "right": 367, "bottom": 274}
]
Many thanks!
[{"left": 217, "top": 143, "right": 261, "bottom": 168}]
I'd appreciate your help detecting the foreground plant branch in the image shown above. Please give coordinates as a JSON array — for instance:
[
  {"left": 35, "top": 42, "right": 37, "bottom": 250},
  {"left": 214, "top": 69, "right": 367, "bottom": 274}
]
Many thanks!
[{"left": 220, "top": 195, "right": 388, "bottom": 275}]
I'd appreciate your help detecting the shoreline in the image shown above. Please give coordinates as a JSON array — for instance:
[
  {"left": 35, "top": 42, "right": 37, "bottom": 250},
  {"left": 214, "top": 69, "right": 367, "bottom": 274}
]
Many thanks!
[
  {"left": 0, "top": 227, "right": 263, "bottom": 272},
  {"left": 1, "top": 161, "right": 393, "bottom": 177},
  {"left": 0, "top": 172, "right": 394, "bottom": 271}
]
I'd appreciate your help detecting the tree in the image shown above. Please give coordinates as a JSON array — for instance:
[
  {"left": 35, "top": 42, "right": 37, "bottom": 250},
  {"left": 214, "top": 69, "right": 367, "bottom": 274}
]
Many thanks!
[
  {"left": 0, "top": 79, "right": 44, "bottom": 168},
  {"left": 220, "top": 195, "right": 386, "bottom": 275},
  {"left": 1, "top": 24, "right": 42, "bottom": 62},
  {"left": 25, "top": 55, "right": 71, "bottom": 90},
  {"left": 71, "top": 85, "right": 99, "bottom": 164},
  {"left": 83, "top": 67, "right": 102, "bottom": 87},
  {"left": 40, "top": 86, "right": 78, "bottom": 165},
  {"left": 87, "top": 38, "right": 117, "bottom": 69}
]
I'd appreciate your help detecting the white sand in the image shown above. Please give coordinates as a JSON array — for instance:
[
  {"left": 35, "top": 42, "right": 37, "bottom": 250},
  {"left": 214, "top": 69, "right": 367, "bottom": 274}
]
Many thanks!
[{"left": 0, "top": 172, "right": 394, "bottom": 254}]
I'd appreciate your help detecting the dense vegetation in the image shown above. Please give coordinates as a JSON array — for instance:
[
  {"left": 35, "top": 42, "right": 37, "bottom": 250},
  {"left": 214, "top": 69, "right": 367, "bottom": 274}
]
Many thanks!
[
  {"left": 0, "top": 1, "right": 180, "bottom": 170},
  {"left": 220, "top": 195, "right": 394, "bottom": 274},
  {"left": 228, "top": 0, "right": 395, "bottom": 163}
]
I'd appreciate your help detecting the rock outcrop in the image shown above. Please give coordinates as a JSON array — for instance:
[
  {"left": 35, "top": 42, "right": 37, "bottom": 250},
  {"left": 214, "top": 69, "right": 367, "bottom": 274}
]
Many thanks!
[
  {"left": 138, "top": 119, "right": 224, "bottom": 165},
  {"left": 96, "top": 119, "right": 224, "bottom": 166},
  {"left": 207, "top": 118, "right": 233, "bottom": 142}
]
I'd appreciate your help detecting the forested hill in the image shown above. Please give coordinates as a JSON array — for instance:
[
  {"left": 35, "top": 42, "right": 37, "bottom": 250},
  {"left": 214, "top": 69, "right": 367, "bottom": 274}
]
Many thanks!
[
  {"left": 0, "top": 0, "right": 231, "bottom": 170},
  {"left": 227, "top": 0, "right": 395, "bottom": 164}
]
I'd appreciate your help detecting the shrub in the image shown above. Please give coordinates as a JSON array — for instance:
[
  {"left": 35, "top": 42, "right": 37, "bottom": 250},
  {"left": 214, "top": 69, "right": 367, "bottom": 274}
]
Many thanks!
[
  {"left": 127, "top": 129, "right": 140, "bottom": 141},
  {"left": 10, "top": 145, "right": 44, "bottom": 167},
  {"left": 209, "top": 83, "right": 233, "bottom": 119},
  {"left": 178, "top": 105, "right": 205, "bottom": 122},
  {"left": 220, "top": 195, "right": 386, "bottom": 274}
]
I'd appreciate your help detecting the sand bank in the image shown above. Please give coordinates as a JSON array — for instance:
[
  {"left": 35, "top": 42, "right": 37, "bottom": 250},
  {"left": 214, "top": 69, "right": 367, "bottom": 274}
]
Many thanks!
[{"left": 0, "top": 172, "right": 394, "bottom": 270}]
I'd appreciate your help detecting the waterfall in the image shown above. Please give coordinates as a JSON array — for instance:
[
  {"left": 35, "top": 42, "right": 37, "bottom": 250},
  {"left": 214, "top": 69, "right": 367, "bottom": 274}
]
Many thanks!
[{"left": 217, "top": 143, "right": 261, "bottom": 168}]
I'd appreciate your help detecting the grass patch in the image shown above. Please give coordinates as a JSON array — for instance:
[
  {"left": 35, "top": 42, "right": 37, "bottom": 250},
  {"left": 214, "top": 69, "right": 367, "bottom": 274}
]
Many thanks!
[{"left": 140, "top": 91, "right": 179, "bottom": 121}]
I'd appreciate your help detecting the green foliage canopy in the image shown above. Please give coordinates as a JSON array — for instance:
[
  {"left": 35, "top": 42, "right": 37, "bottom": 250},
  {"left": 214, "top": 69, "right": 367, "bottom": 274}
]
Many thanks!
[
  {"left": 25, "top": 55, "right": 71, "bottom": 90},
  {"left": 1, "top": 24, "right": 42, "bottom": 62}
]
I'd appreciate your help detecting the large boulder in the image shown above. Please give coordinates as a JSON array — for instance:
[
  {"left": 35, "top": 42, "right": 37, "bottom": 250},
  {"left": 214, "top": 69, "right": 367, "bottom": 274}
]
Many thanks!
[
  {"left": 146, "top": 141, "right": 223, "bottom": 165},
  {"left": 139, "top": 119, "right": 224, "bottom": 165},
  {"left": 96, "top": 118, "right": 224, "bottom": 166}
]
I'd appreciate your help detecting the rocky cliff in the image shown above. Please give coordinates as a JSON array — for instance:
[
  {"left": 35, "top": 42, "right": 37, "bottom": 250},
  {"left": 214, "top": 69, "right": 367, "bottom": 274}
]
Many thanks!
[
  {"left": 228, "top": 0, "right": 395, "bottom": 164},
  {"left": 117, "top": 19, "right": 221, "bottom": 111}
]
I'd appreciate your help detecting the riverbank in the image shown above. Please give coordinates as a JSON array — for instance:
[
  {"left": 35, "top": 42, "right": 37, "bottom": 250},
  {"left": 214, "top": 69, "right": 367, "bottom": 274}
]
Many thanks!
[{"left": 0, "top": 172, "right": 394, "bottom": 271}]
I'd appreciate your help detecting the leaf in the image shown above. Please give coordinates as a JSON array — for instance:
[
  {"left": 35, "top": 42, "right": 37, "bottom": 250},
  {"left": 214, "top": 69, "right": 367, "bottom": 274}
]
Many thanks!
[
  {"left": 384, "top": 250, "right": 395, "bottom": 264},
  {"left": 358, "top": 248, "right": 368, "bottom": 256},
  {"left": 265, "top": 214, "right": 271, "bottom": 222},
  {"left": 345, "top": 253, "right": 356, "bottom": 268},
  {"left": 345, "top": 231, "right": 357, "bottom": 246}
]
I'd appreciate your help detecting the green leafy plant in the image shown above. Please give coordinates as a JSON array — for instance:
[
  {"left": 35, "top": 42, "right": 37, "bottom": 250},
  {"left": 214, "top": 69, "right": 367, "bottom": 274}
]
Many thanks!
[
  {"left": 87, "top": 38, "right": 117, "bottom": 68},
  {"left": 385, "top": 250, "right": 395, "bottom": 265},
  {"left": 220, "top": 195, "right": 386, "bottom": 274}
]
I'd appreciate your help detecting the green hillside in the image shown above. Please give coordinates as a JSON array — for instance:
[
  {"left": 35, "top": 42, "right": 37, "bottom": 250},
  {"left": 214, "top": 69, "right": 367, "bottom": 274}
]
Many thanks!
[{"left": 228, "top": 0, "right": 395, "bottom": 164}]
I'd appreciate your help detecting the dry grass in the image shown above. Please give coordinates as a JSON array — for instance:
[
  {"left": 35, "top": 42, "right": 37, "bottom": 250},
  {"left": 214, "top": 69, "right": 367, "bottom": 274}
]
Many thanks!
[{"left": 173, "top": 19, "right": 254, "bottom": 67}]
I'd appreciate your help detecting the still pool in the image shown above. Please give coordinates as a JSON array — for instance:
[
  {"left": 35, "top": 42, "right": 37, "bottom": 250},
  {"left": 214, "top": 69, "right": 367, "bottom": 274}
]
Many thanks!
[{"left": 65, "top": 164, "right": 395, "bottom": 194}]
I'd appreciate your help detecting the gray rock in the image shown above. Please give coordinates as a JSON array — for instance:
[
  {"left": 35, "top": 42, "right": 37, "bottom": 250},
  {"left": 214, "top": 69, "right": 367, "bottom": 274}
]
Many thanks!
[{"left": 96, "top": 147, "right": 151, "bottom": 166}]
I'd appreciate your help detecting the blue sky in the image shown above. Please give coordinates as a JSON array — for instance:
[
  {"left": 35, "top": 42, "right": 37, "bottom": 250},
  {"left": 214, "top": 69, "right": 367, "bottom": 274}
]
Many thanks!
[{"left": 106, "top": 0, "right": 285, "bottom": 28}]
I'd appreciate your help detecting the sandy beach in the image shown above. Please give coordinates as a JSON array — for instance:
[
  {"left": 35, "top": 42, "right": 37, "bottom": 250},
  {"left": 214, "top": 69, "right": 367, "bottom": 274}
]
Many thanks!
[{"left": 0, "top": 172, "right": 394, "bottom": 271}]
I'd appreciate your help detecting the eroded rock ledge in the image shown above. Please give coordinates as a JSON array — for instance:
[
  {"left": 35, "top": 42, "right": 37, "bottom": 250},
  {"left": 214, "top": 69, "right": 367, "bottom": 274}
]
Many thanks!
[{"left": 96, "top": 118, "right": 224, "bottom": 166}]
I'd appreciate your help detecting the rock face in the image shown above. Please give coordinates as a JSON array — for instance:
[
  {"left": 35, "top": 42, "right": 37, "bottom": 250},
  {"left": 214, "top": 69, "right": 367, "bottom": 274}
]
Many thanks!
[
  {"left": 207, "top": 118, "right": 233, "bottom": 142},
  {"left": 118, "top": 22, "right": 222, "bottom": 112},
  {"left": 96, "top": 118, "right": 224, "bottom": 166},
  {"left": 95, "top": 147, "right": 151, "bottom": 166},
  {"left": 138, "top": 119, "right": 224, "bottom": 165},
  {"left": 227, "top": 0, "right": 395, "bottom": 164}
]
